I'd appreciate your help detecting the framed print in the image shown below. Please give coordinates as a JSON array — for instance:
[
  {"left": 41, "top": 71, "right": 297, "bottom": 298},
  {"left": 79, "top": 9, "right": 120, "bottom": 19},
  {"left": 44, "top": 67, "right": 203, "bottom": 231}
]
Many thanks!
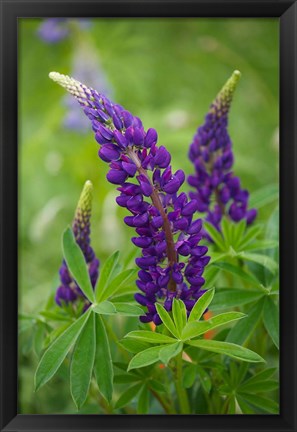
[{"left": 0, "top": 1, "right": 296, "bottom": 431}]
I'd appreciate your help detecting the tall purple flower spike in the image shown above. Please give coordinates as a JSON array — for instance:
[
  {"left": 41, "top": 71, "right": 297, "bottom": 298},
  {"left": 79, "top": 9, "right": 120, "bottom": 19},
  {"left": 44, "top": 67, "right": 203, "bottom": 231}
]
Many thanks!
[
  {"left": 50, "top": 72, "right": 210, "bottom": 325},
  {"left": 55, "top": 180, "right": 100, "bottom": 307},
  {"left": 188, "top": 71, "right": 257, "bottom": 234}
]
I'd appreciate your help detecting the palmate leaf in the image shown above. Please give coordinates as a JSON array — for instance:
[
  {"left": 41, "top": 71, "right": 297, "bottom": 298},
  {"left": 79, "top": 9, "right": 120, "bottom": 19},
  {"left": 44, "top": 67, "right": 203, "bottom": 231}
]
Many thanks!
[
  {"left": 95, "top": 251, "right": 120, "bottom": 302},
  {"left": 112, "top": 303, "right": 143, "bottom": 316},
  {"left": 92, "top": 301, "right": 117, "bottom": 315},
  {"left": 138, "top": 385, "right": 150, "bottom": 414},
  {"left": 249, "top": 183, "right": 279, "bottom": 209},
  {"left": 34, "top": 310, "right": 91, "bottom": 391},
  {"left": 237, "top": 225, "right": 263, "bottom": 251},
  {"left": 124, "top": 330, "right": 176, "bottom": 344},
  {"left": 188, "top": 289, "right": 215, "bottom": 323},
  {"left": 114, "top": 383, "right": 143, "bottom": 409},
  {"left": 237, "top": 252, "right": 277, "bottom": 275},
  {"left": 118, "top": 338, "right": 151, "bottom": 354},
  {"left": 94, "top": 314, "right": 114, "bottom": 403},
  {"left": 226, "top": 298, "right": 265, "bottom": 345},
  {"left": 155, "top": 303, "right": 179, "bottom": 338},
  {"left": 263, "top": 297, "right": 279, "bottom": 349},
  {"left": 70, "top": 312, "right": 96, "bottom": 409},
  {"left": 172, "top": 299, "right": 187, "bottom": 336},
  {"left": 203, "top": 221, "right": 226, "bottom": 251},
  {"left": 181, "top": 312, "right": 246, "bottom": 341},
  {"left": 212, "top": 262, "right": 261, "bottom": 287},
  {"left": 187, "top": 339, "right": 265, "bottom": 363},
  {"left": 127, "top": 345, "right": 166, "bottom": 371},
  {"left": 97, "top": 268, "right": 137, "bottom": 302},
  {"left": 237, "top": 393, "right": 279, "bottom": 414},
  {"left": 210, "top": 288, "right": 264, "bottom": 311},
  {"left": 159, "top": 341, "right": 183, "bottom": 365},
  {"left": 62, "top": 227, "right": 95, "bottom": 303}
]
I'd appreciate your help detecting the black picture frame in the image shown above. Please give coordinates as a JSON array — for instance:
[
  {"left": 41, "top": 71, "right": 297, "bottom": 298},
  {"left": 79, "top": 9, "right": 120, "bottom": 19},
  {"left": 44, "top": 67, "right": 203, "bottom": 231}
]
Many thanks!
[{"left": 0, "top": 1, "right": 296, "bottom": 431}]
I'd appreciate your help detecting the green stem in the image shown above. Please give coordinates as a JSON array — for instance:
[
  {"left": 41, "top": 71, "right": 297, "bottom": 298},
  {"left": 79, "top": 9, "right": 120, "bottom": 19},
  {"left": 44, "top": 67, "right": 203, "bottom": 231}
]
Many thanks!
[{"left": 175, "top": 352, "right": 190, "bottom": 414}]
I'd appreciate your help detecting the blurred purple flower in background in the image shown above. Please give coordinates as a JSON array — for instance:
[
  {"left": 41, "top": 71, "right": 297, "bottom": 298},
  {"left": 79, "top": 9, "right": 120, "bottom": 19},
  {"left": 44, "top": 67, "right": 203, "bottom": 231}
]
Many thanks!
[
  {"left": 50, "top": 72, "right": 210, "bottom": 324},
  {"left": 188, "top": 71, "right": 257, "bottom": 233},
  {"left": 37, "top": 18, "right": 90, "bottom": 43},
  {"left": 38, "top": 18, "right": 113, "bottom": 133},
  {"left": 55, "top": 180, "right": 100, "bottom": 307}
]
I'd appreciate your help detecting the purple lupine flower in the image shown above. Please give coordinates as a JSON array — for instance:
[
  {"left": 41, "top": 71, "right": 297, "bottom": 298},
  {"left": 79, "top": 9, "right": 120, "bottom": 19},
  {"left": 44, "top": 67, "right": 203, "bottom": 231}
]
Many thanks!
[
  {"left": 50, "top": 72, "right": 210, "bottom": 324},
  {"left": 37, "top": 18, "right": 91, "bottom": 44},
  {"left": 55, "top": 180, "right": 100, "bottom": 307},
  {"left": 188, "top": 70, "right": 257, "bottom": 233}
]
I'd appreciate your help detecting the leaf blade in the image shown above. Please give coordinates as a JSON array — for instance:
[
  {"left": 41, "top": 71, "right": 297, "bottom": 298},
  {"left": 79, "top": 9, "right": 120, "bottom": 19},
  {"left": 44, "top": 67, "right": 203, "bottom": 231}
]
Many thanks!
[
  {"left": 34, "top": 310, "right": 90, "bottom": 391},
  {"left": 70, "top": 312, "right": 96, "bottom": 409},
  {"left": 94, "top": 314, "right": 114, "bottom": 403},
  {"left": 62, "top": 227, "right": 95, "bottom": 303}
]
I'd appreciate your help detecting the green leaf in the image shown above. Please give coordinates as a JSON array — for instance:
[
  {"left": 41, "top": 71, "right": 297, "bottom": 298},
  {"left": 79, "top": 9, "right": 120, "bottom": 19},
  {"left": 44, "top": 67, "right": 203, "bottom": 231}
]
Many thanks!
[
  {"left": 70, "top": 312, "right": 95, "bottom": 409},
  {"left": 238, "top": 393, "right": 279, "bottom": 413},
  {"left": 237, "top": 252, "right": 277, "bottom": 274},
  {"left": 138, "top": 385, "right": 149, "bottom": 414},
  {"left": 128, "top": 345, "right": 165, "bottom": 371},
  {"left": 114, "top": 374, "right": 141, "bottom": 384},
  {"left": 226, "top": 298, "right": 265, "bottom": 345},
  {"left": 221, "top": 217, "right": 233, "bottom": 248},
  {"left": 124, "top": 330, "right": 176, "bottom": 344},
  {"left": 155, "top": 304, "right": 179, "bottom": 338},
  {"left": 34, "top": 310, "right": 90, "bottom": 391},
  {"left": 172, "top": 299, "right": 187, "bottom": 336},
  {"left": 149, "top": 380, "right": 167, "bottom": 393},
  {"left": 212, "top": 262, "right": 260, "bottom": 287},
  {"left": 249, "top": 184, "right": 279, "bottom": 209},
  {"left": 243, "top": 240, "right": 278, "bottom": 252},
  {"left": 239, "top": 379, "right": 279, "bottom": 393},
  {"left": 236, "top": 395, "right": 256, "bottom": 414},
  {"left": 118, "top": 338, "right": 151, "bottom": 354},
  {"left": 94, "top": 314, "right": 113, "bottom": 403},
  {"left": 92, "top": 301, "right": 117, "bottom": 315},
  {"left": 241, "top": 367, "right": 277, "bottom": 388},
  {"left": 113, "top": 302, "right": 143, "bottom": 316},
  {"left": 97, "top": 269, "right": 137, "bottom": 302},
  {"left": 95, "top": 251, "right": 120, "bottom": 301},
  {"left": 203, "top": 221, "right": 226, "bottom": 251},
  {"left": 187, "top": 339, "right": 265, "bottom": 363},
  {"left": 159, "top": 342, "right": 183, "bottom": 365},
  {"left": 196, "top": 366, "right": 212, "bottom": 393},
  {"left": 182, "top": 312, "right": 245, "bottom": 341},
  {"left": 263, "top": 297, "right": 279, "bottom": 349},
  {"left": 183, "top": 364, "right": 197, "bottom": 388},
  {"left": 237, "top": 225, "right": 262, "bottom": 251},
  {"left": 232, "top": 219, "right": 247, "bottom": 250},
  {"left": 265, "top": 206, "right": 279, "bottom": 286},
  {"left": 114, "top": 383, "right": 142, "bottom": 409},
  {"left": 188, "top": 289, "right": 215, "bottom": 323},
  {"left": 210, "top": 289, "right": 264, "bottom": 311},
  {"left": 203, "top": 265, "right": 220, "bottom": 288},
  {"left": 62, "top": 227, "right": 95, "bottom": 303}
]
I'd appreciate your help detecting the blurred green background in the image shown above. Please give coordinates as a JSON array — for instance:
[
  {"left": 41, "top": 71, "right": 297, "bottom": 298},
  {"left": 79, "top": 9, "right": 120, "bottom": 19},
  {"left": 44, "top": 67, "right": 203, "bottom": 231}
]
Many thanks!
[{"left": 18, "top": 18, "right": 278, "bottom": 413}]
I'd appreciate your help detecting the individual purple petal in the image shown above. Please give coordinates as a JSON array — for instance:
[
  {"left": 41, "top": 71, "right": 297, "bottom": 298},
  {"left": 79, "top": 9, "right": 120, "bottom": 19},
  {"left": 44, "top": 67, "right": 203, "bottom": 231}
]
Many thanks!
[
  {"left": 98, "top": 144, "right": 121, "bottom": 162},
  {"left": 106, "top": 169, "right": 128, "bottom": 185}
]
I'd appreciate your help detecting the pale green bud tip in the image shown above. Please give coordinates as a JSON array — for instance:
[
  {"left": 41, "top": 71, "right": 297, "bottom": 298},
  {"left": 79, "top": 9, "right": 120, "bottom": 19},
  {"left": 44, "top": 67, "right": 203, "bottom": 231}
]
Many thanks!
[
  {"left": 76, "top": 180, "right": 93, "bottom": 215},
  {"left": 213, "top": 70, "right": 241, "bottom": 110},
  {"left": 49, "top": 71, "right": 90, "bottom": 101}
]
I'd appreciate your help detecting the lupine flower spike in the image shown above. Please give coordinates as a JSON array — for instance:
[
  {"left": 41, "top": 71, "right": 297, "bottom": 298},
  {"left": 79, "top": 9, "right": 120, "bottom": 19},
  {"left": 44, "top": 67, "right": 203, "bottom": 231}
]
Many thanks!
[
  {"left": 55, "top": 180, "right": 100, "bottom": 307},
  {"left": 188, "top": 70, "right": 257, "bottom": 233},
  {"left": 50, "top": 72, "right": 210, "bottom": 324}
]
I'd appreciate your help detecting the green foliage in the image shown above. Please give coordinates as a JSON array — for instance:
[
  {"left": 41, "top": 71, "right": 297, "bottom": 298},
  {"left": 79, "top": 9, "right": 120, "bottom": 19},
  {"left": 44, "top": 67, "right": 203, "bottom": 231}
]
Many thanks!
[{"left": 62, "top": 228, "right": 95, "bottom": 303}]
